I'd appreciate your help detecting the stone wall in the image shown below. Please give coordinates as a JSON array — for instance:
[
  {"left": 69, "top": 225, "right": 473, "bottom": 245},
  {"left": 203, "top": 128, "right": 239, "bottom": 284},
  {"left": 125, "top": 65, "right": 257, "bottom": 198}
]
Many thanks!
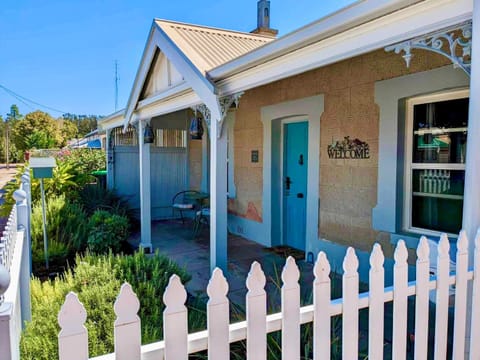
[
  {"left": 229, "top": 48, "right": 450, "bottom": 251},
  {"left": 188, "top": 138, "right": 202, "bottom": 190}
]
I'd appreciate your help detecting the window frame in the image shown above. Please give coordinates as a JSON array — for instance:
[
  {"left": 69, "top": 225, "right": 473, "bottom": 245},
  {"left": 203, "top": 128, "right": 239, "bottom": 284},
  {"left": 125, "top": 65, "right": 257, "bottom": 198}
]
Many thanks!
[{"left": 403, "top": 88, "right": 469, "bottom": 237}]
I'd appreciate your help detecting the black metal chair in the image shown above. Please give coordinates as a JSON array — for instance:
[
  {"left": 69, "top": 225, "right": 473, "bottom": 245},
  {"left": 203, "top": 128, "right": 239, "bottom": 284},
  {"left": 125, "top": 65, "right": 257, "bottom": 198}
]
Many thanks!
[
  {"left": 171, "top": 190, "right": 201, "bottom": 223},
  {"left": 193, "top": 206, "right": 210, "bottom": 237}
]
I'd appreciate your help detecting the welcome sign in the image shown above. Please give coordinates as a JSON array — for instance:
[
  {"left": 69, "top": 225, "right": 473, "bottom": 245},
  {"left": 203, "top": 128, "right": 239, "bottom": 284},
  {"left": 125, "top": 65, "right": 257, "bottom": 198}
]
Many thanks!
[{"left": 327, "top": 136, "right": 370, "bottom": 159}]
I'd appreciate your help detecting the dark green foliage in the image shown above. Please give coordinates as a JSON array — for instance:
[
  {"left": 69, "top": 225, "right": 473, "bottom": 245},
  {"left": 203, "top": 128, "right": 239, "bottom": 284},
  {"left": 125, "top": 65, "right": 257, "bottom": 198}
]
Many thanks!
[
  {"left": 30, "top": 195, "right": 89, "bottom": 272},
  {"left": 21, "top": 256, "right": 122, "bottom": 360},
  {"left": 87, "top": 210, "right": 129, "bottom": 253},
  {"left": 61, "top": 114, "right": 103, "bottom": 137},
  {"left": 78, "top": 184, "right": 132, "bottom": 217},
  {"left": 20, "top": 251, "right": 190, "bottom": 360},
  {"left": 87, "top": 250, "right": 191, "bottom": 343}
]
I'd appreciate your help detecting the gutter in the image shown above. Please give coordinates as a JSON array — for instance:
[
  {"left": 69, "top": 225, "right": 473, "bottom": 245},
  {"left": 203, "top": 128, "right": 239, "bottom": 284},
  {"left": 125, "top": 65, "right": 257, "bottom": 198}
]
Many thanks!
[{"left": 208, "top": 0, "right": 423, "bottom": 81}]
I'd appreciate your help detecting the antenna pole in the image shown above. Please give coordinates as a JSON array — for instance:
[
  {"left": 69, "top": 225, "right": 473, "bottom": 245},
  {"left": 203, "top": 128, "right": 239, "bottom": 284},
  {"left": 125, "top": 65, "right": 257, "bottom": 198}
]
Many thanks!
[{"left": 114, "top": 60, "right": 119, "bottom": 111}]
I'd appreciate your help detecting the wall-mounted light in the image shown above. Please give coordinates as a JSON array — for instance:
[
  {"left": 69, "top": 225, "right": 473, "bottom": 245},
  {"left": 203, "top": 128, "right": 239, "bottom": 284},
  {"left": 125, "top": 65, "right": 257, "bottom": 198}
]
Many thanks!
[{"left": 144, "top": 124, "right": 154, "bottom": 144}]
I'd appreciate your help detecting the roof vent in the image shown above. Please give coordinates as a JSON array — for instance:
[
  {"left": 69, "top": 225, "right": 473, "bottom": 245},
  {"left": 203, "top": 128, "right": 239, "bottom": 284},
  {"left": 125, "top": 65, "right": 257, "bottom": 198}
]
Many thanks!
[{"left": 251, "top": 0, "right": 278, "bottom": 37}]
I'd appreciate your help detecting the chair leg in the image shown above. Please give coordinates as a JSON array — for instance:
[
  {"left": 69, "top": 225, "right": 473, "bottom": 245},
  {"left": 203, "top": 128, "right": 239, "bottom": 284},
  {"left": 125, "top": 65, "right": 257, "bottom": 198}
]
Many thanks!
[{"left": 193, "top": 213, "right": 200, "bottom": 237}]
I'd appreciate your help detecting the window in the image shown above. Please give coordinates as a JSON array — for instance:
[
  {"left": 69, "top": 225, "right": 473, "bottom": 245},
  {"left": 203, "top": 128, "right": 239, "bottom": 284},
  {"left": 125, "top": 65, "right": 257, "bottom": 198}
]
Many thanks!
[
  {"left": 112, "top": 126, "right": 138, "bottom": 146},
  {"left": 404, "top": 90, "right": 469, "bottom": 235},
  {"left": 154, "top": 129, "right": 187, "bottom": 148}
]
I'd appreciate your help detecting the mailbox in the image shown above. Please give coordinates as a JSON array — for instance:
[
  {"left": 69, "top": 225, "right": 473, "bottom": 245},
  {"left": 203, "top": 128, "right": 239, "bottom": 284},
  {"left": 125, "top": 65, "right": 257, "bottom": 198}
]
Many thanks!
[{"left": 29, "top": 157, "right": 56, "bottom": 179}]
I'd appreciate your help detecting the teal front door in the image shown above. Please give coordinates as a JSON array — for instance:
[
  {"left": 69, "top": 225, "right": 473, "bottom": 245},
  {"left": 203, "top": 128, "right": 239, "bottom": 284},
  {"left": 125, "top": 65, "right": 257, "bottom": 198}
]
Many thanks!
[{"left": 283, "top": 121, "right": 308, "bottom": 251}]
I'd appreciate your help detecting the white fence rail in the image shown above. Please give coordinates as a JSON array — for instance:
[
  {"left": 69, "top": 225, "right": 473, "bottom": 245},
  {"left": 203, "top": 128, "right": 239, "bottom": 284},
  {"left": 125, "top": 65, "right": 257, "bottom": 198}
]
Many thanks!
[
  {"left": 58, "top": 229, "right": 480, "bottom": 360},
  {"left": 0, "top": 170, "right": 32, "bottom": 360}
]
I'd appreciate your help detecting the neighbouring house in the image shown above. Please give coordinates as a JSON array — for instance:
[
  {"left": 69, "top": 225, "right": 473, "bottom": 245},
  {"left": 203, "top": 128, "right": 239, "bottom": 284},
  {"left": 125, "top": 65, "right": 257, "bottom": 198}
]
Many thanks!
[
  {"left": 98, "top": 0, "right": 479, "bottom": 281},
  {"left": 68, "top": 129, "right": 106, "bottom": 149}
]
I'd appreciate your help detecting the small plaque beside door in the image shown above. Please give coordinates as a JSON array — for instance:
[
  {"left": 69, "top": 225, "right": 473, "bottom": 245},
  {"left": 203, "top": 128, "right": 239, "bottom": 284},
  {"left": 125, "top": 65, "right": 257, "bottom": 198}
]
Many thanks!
[{"left": 251, "top": 150, "right": 259, "bottom": 163}]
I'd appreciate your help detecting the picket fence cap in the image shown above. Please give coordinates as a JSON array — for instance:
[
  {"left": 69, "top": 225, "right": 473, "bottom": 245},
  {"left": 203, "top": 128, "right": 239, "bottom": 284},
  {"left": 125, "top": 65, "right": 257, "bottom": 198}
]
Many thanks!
[{"left": 13, "top": 190, "right": 26, "bottom": 202}]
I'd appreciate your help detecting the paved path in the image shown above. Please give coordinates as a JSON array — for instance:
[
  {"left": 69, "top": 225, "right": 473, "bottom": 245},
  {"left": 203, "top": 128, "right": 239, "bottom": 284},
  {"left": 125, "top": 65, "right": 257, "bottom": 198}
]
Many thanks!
[
  {"left": 0, "top": 164, "right": 20, "bottom": 191},
  {"left": 0, "top": 165, "right": 21, "bottom": 229},
  {"left": 129, "top": 220, "right": 316, "bottom": 308}
]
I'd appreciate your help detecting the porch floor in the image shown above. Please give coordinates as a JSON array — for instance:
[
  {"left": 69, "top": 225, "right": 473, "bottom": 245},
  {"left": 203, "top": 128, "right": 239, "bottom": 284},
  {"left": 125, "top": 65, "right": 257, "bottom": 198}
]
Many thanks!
[{"left": 129, "top": 220, "right": 316, "bottom": 307}]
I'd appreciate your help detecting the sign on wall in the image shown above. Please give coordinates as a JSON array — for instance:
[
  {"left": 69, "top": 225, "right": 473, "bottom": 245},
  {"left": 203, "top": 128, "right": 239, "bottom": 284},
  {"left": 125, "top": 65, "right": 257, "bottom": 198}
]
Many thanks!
[{"left": 327, "top": 136, "right": 370, "bottom": 159}]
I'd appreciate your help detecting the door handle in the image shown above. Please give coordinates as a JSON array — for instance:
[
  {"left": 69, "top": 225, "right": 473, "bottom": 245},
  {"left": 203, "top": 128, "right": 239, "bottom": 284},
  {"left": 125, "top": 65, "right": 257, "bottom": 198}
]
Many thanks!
[
  {"left": 297, "top": 193, "right": 304, "bottom": 198},
  {"left": 285, "top": 176, "right": 292, "bottom": 190}
]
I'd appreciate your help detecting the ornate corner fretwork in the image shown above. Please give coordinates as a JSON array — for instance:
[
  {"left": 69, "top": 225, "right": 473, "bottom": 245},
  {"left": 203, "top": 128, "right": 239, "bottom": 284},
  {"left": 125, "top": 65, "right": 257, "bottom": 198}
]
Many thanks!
[
  {"left": 385, "top": 21, "right": 472, "bottom": 77},
  {"left": 219, "top": 92, "right": 243, "bottom": 118},
  {"left": 192, "top": 92, "right": 244, "bottom": 138}
]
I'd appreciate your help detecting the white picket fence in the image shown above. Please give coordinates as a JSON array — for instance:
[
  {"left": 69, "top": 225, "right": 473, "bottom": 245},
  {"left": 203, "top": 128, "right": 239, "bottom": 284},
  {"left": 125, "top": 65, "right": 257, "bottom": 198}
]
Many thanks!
[
  {"left": 0, "top": 169, "right": 32, "bottom": 360},
  {"left": 58, "top": 231, "right": 480, "bottom": 360}
]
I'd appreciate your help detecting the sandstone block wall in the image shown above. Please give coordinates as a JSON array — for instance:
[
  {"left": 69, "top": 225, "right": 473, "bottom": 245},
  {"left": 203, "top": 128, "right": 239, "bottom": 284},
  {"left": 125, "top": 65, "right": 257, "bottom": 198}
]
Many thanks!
[{"left": 229, "top": 48, "right": 450, "bottom": 251}]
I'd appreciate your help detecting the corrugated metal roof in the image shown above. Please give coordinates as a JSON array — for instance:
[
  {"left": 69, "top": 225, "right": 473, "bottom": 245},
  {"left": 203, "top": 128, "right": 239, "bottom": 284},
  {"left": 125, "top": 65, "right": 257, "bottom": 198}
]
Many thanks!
[{"left": 155, "top": 19, "right": 274, "bottom": 75}]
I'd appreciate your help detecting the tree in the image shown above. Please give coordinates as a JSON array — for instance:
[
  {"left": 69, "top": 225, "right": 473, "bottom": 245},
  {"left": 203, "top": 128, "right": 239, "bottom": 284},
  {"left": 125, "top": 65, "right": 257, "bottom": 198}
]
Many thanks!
[
  {"left": 11, "top": 110, "right": 62, "bottom": 151},
  {"left": 4, "top": 105, "right": 23, "bottom": 165},
  {"left": 62, "top": 113, "right": 102, "bottom": 137},
  {"left": 58, "top": 119, "right": 78, "bottom": 146}
]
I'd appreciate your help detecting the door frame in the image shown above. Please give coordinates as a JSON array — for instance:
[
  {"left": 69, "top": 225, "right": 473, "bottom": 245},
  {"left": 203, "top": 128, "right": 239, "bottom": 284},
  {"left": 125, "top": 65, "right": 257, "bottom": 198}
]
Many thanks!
[
  {"left": 280, "top": 117, "right": 309, "bottom": 248},
  {"left": 261, "top": 95, "right": 324, "bottom": 255}
]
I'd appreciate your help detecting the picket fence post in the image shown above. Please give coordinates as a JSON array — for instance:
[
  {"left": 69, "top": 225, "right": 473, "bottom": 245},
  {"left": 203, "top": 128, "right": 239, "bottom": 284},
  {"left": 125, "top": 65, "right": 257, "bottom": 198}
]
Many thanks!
[
  {"left": 163, "top": 275, "right": 188, "bottom": 360},
  {"left": 392, "top": 240, "right": 408, "bottom": 359},
  {"left": 368, "top": 243, "right": 385, "bottom": 360},
  {"left": 58, "top": 292, "right": 88, "bottom": 360},
  {"left": 452, "top": 231, "right": 468, "bottom": 359},
  {"left": 414, "top": 237, "right": 430, "bottom": 359},
  {"left": 313, "top": 252, "right": 331, "bottom": 360},
  {"left": 246, "top": 261, "right": 267, "bottom": 360},
  {"left": 434, "top": 234, "right": 450, "bottom": 360},
  {"left": 114, "top": 283, "right": 141, "bottom": 360},
  {"left": 207, "top": 268, "right": 229, "bottom": 360},
  {"left": 281, "top": 256, "right": 300, "bottom": 360},
  {"left": 469, "top": 230, "right": 480, "bottom": 359},
  {"left": 342, "top": 247, "right": 359, "bottom": 360}
]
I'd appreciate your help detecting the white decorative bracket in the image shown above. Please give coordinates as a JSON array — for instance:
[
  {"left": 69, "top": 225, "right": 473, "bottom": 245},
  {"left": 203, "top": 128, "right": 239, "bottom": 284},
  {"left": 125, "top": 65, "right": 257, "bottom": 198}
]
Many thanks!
[
  {"left": 385, "top": 21, "right": 472, "bottom": 77},
  {"left": 192, "top": 92, "right": 243, "bottom": 138}
]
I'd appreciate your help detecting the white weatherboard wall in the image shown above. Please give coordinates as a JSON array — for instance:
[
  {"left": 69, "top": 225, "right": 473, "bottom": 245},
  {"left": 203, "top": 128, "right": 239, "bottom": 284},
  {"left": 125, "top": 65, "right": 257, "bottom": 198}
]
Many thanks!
[
  {"left": 373, "top": 66, "right": 469, "bottom": 243},
  {"left": 260, "top": 95, "right": 323, "bottom": 253}
]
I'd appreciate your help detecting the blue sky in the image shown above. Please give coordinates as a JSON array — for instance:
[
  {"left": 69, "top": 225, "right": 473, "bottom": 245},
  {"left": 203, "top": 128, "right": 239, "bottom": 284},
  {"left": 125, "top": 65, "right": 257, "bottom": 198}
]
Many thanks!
[{"left": 0, "top": 0, "right": 356, "bottom": 118}]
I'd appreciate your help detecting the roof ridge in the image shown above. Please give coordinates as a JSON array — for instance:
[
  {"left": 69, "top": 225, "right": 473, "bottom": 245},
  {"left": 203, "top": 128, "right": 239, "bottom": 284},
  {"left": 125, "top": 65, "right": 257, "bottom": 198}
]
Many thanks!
[{"left": 155, "top": 19, "right": 275, "bottom": 40}]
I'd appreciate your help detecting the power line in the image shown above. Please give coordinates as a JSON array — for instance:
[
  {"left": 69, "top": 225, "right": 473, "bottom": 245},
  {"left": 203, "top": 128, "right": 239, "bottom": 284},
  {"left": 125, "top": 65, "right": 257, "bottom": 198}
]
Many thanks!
[
  {"left": 1, "top": 86, "right": 35, "bottom": 111},
  {"left": 0, "top": 84, "right": 68, "bottom": 114}
]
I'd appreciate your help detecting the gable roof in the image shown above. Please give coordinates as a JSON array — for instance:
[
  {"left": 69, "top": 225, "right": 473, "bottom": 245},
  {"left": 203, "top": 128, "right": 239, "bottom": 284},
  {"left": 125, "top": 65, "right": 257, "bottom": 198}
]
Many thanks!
[
  {"left": 122, "top": 20, "right": 274, "bottom": 128},
  {"left": 155, "top": 20, "right": 274, "bottom": 75}
]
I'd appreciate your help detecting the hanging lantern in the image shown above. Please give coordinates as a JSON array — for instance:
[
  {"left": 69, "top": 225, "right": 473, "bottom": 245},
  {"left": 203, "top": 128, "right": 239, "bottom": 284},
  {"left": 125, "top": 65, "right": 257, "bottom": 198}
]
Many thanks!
[
  {"left": 144, "top": 124, "right": 154, "bottom": 144},
  {"left": 189, "top": 116, "right": 204, "bottom": 140}
]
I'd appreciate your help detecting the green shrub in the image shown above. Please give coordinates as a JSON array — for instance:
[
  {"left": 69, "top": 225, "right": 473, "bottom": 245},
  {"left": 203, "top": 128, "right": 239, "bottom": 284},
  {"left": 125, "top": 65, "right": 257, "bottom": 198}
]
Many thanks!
[
  {"left": 30, "top": 194, "right": 90, "bottom": 274},
  {"left": 87, "top": 250, "right": 191, "bottom": 343},
  {"left": 20, "top": 251, "right": 190, "bottom": 360},
  {"left": 30, "top": 162, "right": 78, "bottom": 202},
  {"left": 31, "top": 195, "right": 89, "bottom": 253},
  {"left": 57, "top": 148, "right": 106, "bottom": 187},
  {"left": 87, "top": 210, "right": 129, "bottom": 253},
  {"left": 78, "top": 184, "right": 134, "bottom": 217},
  {"left": 21, "top": 256, "right": 121, "bottom": 360}
]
